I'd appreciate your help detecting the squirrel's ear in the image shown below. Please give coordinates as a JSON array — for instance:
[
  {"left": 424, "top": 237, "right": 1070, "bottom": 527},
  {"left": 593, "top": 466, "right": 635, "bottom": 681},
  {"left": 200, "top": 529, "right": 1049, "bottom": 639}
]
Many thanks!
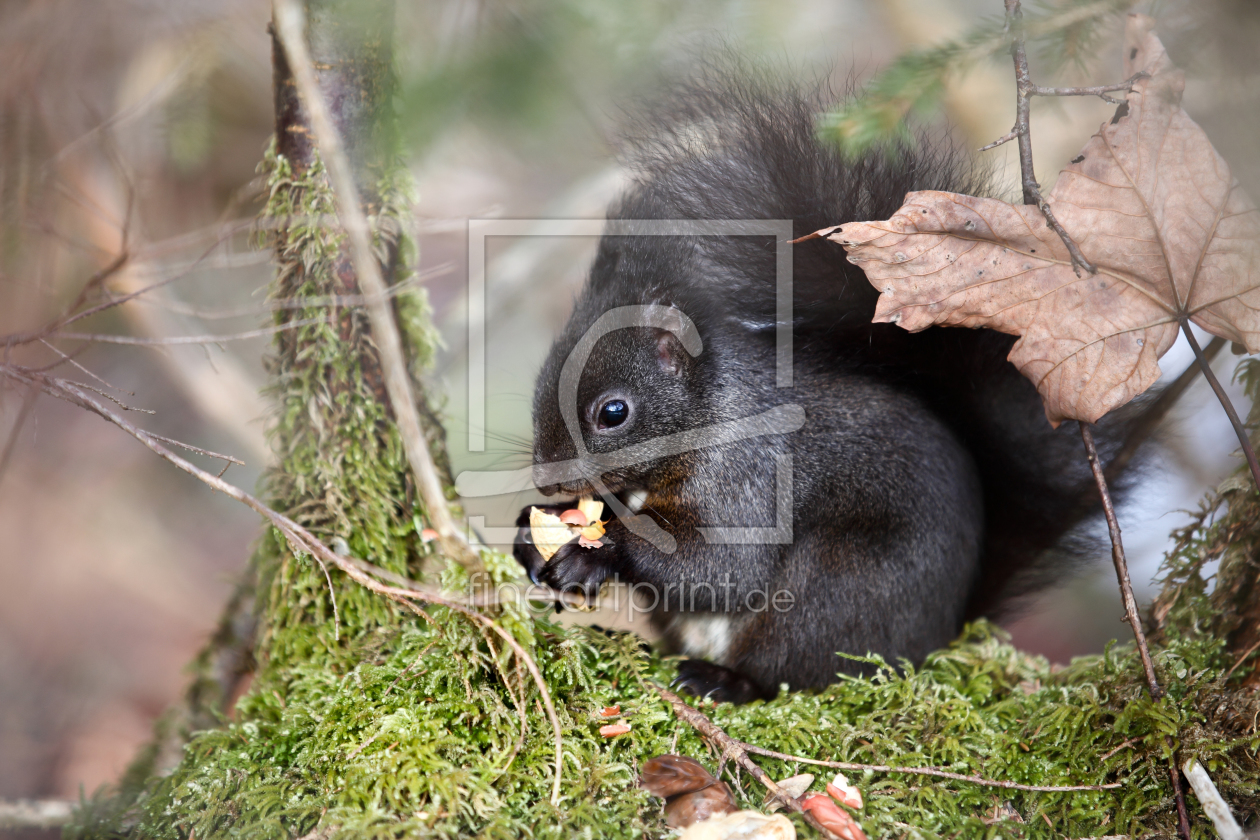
[{"left": 656, "top": 329, "right": 690, "bottom": 375}]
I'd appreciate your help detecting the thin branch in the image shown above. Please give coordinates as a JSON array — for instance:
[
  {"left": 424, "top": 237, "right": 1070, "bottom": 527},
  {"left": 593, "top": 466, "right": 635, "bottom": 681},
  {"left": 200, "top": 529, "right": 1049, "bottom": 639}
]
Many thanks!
[
  {"left": 54, "top": 315, "right": 332, "bottom": 347},
  {"left": 1029, "top": 71, "right": 1148, "bottom": 104},
  {"left": 272, "top": 0, "right": 482, "bottom": 573},
  {"left": 1097, "top": 737, "right": 1141, "bottom": 763},
  {"left": 1169, "top": 760, "right": 1194, "bottom": 840},
  {"left": 339, "top": 552, "right": 589, "bottom": 610},
  {"left": 737, "top": 743, "right": 1122, "bottom": 792},
  {"left": 69, "top": 380, "right": 155, "bottom": 414},
  {"left": 3, "top": 362, "right": 564, "bottom": 806},
  {"left": 1223, "top": 636, "right": 1260, "bottom": 682},
  {"left": 144, "top": 432, "right": 245, "bottom": 467},
  {"left": 37, "top": 338, "right": 134, "bottom": 395},
  {"left": 1000, "top": 7, "right": 1191, "bottom": 837},
  {"left": 0, "top": 385, "right": 38, "bottom": 486},
  {"left": 1003, "top": 0, "right": 1096, "bottom": 276},
  {"left": 652, "top": 684, "right": 845, "bottom": 840},
  {"left": 1080, "top": 422, "right": 1163, "bottom": 698},
  {"left": 2, "top": 252, "right": 129, "bottom": 348},
  {"left": 133, "top": 262, "right": 453, "bottom": 321},
  {"left": 979, "top": 129, "right": 1019, "bottom": 152},
  {"left": 1181, "top": 321, "right": 1260, "bottom": 491},
  {"left": 1, "top": 222, "right": 257, "bottom": 348}
]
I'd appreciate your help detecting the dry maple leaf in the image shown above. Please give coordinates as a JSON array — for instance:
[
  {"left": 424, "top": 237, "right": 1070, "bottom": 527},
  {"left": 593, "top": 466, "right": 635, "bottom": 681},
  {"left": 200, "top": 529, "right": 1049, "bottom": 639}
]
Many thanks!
[{"left": 819, "top": 14, "right": 1260, "bottom": 425}]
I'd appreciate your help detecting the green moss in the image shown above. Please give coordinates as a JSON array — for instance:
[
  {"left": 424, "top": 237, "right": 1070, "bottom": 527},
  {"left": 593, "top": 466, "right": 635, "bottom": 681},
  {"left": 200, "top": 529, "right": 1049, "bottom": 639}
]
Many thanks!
[{"left": 68, "top": 615, "right": 1260, "bottom": 839}]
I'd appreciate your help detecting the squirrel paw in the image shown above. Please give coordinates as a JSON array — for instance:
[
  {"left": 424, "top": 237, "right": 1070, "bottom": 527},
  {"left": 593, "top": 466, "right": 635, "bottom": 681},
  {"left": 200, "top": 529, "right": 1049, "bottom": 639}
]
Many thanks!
[
  {"left": 672, "top": 659, "right": 776, "bottom": 705},
  {"left": 535, "top": 539, "right": 615, "bottom": 601}
]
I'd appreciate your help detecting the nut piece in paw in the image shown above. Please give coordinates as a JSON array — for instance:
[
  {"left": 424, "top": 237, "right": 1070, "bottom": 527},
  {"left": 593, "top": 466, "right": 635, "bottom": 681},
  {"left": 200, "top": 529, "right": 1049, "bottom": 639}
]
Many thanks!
[
  {"left": 673, "top": 659, "right": 776, "bottom": 705},
  {"left": 529, "top": 506, "right": 577, "bottom": 562},
  {"left": 513, "top": 503, "right": 570, "bottom": 585}
]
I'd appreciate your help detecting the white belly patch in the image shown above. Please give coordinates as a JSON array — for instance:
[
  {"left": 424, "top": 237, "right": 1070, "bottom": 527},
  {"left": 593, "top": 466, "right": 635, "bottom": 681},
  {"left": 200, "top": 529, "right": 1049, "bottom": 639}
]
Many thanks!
[{"left": 674, "top": 613, "right": 734, "bottom": 662}]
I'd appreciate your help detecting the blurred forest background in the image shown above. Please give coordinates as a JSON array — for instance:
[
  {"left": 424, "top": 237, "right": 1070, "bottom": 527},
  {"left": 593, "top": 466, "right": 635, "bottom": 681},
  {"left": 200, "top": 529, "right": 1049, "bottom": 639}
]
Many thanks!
[{"left": 1, "top": 0, "right": 1258, "bottom": 815}]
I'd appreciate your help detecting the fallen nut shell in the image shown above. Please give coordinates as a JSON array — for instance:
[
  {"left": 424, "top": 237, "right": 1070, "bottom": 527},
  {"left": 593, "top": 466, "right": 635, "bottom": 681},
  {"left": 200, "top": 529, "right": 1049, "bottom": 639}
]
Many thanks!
[
  {"left": 677, "top": 810, "right": 795, "bottom": 840},
  {"left": 664, "top": 782, "right": 739, "bottom": 829},
  {"left": 641, "top": 754, "right": 717, "bottom": 799},
  {"left": 764, "top": 773, "right": 813, "bottom": 811}
]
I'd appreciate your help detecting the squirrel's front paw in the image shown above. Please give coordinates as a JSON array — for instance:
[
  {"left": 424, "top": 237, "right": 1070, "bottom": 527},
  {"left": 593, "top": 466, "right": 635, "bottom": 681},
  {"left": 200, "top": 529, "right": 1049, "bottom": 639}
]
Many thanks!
[{"left": 535, "top": 539, "right": 617, "bottom": 602}]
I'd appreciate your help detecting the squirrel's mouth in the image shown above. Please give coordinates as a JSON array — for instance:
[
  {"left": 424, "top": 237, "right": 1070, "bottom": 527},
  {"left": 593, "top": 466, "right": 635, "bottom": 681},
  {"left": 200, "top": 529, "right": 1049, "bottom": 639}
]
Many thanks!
[
  {"left": 536, "top": 471, "right": 644, "bottom": 507},
  {"left": 533, "top": 458, "right": 637, "bottom": 498},
  {"left": 541, "top": 475, "right": 627, "bottom": 497}
]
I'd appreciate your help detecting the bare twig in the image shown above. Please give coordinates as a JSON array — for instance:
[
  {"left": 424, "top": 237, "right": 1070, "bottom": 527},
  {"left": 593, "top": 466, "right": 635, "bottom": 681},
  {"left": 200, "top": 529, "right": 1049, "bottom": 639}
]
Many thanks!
[
  {"left": 737, "top": 743, "right": 1122, "bottom": 792},
  {"left": 2, "top": 362, "right": 563, "bottom": 806},
  {"left": 1098, "top": 737, "right": 1140, "bottom": 763},
  {"left": 1169, "top": 760, "right": 1194, "bottom": 840},
  {"left": 1028, "top": 71, "right": 1148, "bottom": 104},
  {"left": 0, "top": 385, "right": 38, "bottom": 486},
  {"left": 37, "top": 338, "right": 134, "bottom": 395},
  {"left": 54, "top": 315, "right": 331, "bottom": 347},
  {"left": 998, "top": 5, "right": 1190, "bottom": 836},
  {"left": 979, "top": 129, "right": 1019, "bottom": 152},
  {"left": 338, "top": 552, "right": 588, "bottom": 610},
  {"left": 272, "top": 0, "right": 482, "bottom": 573},
  {"left": 145, "top": 432, "right": 245, "bottom": 468},
  {"left": 1223, "top": 637, "right": 1260, "bottom": 683},
  {"left": 652, "top": 683, "right": 846, "bottom": 840},
  {"left": 1181, "top": 321, "right": 1260, "bottom": 492},
  {"left": 1, "top": 252, "right": 129, "bottom": 348},
  {"left": 979, "top": 73, "right": 1147, "bottom": 150},
  {"left": 133, "top": 262, "right": 453, "bottom": 321},
  {"left": 1002, "top": 0, "right": 1096, "bottom": 276},
  {"left": 1080, "top": 423, "right": 1163, "bottom": 699}
]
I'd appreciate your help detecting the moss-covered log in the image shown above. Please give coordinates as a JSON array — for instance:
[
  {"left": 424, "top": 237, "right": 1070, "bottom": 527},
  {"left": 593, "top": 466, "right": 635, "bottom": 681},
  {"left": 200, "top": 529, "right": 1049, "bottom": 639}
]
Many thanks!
[{"left": 66, "top": 3, "right": 1260, "bottom": 838}]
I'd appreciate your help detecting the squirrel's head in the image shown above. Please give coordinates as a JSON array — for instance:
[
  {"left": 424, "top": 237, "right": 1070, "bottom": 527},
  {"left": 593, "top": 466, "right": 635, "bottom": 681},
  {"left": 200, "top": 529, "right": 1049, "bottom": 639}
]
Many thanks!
[{"left": 531, "top": 317, "right": 704, "bottom": 497}]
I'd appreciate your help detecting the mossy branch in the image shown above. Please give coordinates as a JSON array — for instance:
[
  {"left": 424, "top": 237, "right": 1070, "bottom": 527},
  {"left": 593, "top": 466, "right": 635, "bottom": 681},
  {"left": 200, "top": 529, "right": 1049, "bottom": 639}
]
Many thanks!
[{"left": 272, "top": 0, "right": 482, "bottom": 575}]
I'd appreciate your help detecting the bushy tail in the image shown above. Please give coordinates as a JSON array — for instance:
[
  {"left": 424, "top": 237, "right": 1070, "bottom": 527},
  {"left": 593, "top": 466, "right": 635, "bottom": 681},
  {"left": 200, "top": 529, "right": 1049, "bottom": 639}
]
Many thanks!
[{"left": 613, "top": 64, "right": 1150, "bottom": 617}]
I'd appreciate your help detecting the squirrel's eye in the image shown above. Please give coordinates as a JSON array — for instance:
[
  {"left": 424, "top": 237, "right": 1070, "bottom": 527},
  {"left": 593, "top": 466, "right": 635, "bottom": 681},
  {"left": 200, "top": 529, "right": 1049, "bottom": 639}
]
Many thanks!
[{"left": 597, "top": 399, "right": 629, "bottom": 428}]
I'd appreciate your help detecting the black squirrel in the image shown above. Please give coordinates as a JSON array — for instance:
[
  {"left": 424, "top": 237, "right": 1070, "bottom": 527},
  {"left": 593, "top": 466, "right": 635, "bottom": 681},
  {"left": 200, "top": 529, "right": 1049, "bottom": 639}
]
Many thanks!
[{"left": 513, "top": 72, "right": 1141, "bottom": 704}]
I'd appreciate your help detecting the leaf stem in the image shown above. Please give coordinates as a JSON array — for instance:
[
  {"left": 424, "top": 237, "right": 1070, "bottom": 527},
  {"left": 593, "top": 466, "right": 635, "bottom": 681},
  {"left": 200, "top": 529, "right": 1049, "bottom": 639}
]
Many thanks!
[
  {"left": 1180, "top": 320, "right": 1260, "bottom": 492},
  {"left": 1104, "top": 336, "right": 1225, "bottom": 484}
]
